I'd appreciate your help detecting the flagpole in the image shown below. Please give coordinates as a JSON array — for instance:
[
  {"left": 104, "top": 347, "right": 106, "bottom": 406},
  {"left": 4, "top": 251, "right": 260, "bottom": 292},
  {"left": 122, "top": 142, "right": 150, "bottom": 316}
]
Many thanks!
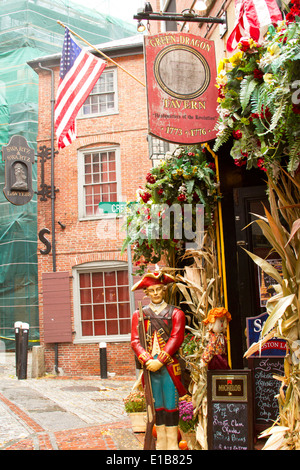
[{"left": 57, "top": 21, "right": 146, "bottom": 88}]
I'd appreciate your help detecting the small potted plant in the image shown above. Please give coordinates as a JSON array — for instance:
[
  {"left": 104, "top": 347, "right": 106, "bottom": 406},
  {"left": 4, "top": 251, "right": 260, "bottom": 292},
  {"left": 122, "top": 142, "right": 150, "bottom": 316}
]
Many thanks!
[
  {"left": 123, "top": 389, "right": 147, "bottom": 432},
  {"left": 178, "top": 398, "right": 197, "bottom": 448}
]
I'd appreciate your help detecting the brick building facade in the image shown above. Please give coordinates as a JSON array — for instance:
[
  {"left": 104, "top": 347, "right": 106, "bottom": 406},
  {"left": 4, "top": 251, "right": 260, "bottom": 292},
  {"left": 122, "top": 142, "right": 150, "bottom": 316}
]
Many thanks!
[
  {"left": 29, "top": 35, "right": 152, "bottom": 376},
  {"left": 28, "top": 0, "right": 255, "bottom": 376}
]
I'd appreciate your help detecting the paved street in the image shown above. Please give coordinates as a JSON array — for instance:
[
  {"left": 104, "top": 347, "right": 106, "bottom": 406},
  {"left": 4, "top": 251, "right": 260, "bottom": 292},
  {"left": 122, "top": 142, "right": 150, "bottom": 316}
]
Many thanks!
[
  {"left": 0, "top": 353, "right": 266, "bottom": 455},
  {"left": 0, "top": 352, "right": 143, "bottom": 450}
]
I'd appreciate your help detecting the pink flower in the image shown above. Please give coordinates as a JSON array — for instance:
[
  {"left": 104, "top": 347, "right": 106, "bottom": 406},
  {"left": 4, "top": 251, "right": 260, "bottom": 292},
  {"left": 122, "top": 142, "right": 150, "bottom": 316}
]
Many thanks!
[
  {"left": 177, "top": 193, "right": 187, "bottom": 202},
  {"left": 234, "top": 158, "right": 246, "bottom": 167},
  {"left": 238, "top": 38, "right": 251, "bottom": 52},
  {"left": 192, "top": 192, "right": 200, "bottom": 202},
  {"left": 257, "top": 158, "right": 267, "bottom": 172},
  {"left": 292, "top": 104, "right": 300, "bottom": 115},
  {"left": 253, "top": 68, "right": 263, "bottom": 80},
  {"left": 146, "top": 173, "right": 156, "bottom": 184},
  {"left": 218, "top": 87, "right": 225, "bottom": 99},
  {"left": 140, "top": 191, "right": 151, "bottom": 203},
  {"left": 232, "top": 129, "right": 242, "bottom": 140}
]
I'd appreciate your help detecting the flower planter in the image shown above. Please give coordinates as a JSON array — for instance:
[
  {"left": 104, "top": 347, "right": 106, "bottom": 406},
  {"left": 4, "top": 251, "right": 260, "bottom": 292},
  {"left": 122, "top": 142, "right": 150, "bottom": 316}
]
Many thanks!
[
  {"left": 180, "top": 430, "right": 197, "bottom": 449},
  {"left": 128, "top": 412, "right": 147, "bottom": 432}
]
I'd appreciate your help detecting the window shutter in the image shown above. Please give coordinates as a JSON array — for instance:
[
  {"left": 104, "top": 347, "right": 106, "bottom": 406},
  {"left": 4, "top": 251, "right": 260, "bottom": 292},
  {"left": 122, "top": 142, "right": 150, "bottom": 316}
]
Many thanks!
[{"left": 42, "top": 272, "right": 73, "bottom": 343}]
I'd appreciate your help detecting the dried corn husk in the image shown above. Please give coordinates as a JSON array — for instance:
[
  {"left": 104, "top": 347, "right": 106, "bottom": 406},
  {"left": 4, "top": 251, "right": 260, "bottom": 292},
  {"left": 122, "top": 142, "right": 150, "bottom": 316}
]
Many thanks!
[
  {"left": 244, "top": 169, "right": 300, "bottom": 450},
  {"left": 175, "top": 229, "right": 221, "bottom": 450}
]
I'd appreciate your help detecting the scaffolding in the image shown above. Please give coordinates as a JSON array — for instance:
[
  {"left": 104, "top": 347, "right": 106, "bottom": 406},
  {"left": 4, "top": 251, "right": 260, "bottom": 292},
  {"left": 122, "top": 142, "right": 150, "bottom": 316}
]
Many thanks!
[{"left": 0, "top": 0, "right": 136, "bottom": 349}]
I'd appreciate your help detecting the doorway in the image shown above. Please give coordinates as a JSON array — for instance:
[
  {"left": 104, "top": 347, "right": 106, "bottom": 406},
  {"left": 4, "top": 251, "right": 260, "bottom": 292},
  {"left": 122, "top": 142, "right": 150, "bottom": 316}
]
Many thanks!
[{"left": 233, "top": 186, "right": 281, "bottom": 355}]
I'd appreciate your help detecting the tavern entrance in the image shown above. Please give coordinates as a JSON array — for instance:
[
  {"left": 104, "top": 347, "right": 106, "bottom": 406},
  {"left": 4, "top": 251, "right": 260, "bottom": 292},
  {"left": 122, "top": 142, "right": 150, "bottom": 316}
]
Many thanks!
[{"left": 233, "top": 185, "right": 281, "bottom": 357}]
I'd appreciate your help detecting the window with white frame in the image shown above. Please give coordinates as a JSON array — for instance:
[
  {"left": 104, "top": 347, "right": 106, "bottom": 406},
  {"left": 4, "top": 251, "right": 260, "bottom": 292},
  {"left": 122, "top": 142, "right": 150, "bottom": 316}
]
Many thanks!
[
  {"left": 73, "top": 262, "right": 131, "bottom": 343},
  {"left": 78, "top": 68, "right": 118, "bottom": 117},
  {"left": 78, "top": 146, "right": 120, "bottom": 219}
]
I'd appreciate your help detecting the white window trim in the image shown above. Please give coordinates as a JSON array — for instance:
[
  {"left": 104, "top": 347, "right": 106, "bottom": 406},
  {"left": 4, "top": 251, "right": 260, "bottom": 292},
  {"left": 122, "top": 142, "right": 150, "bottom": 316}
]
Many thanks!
[
  {"left": 77, "top": 67, "right": 119, "bottom": 119},
  {"left": 73, "top": 261, "right": 131, "bottom": 344},
  {"left": 78, "top": 145, "right": 122, "bottom": 221}
]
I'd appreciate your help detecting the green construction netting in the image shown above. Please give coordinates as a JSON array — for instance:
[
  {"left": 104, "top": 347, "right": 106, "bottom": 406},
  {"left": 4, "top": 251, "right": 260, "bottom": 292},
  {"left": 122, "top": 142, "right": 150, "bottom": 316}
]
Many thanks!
[
  {"left": 0, "top": 0, "right": 137, "bottom": 351},
  {"left": 0, "top": 0, "right": 136, "bottom": 54},
  {"left": 0, "top": 46, "right": 40, "bottom": 350}
]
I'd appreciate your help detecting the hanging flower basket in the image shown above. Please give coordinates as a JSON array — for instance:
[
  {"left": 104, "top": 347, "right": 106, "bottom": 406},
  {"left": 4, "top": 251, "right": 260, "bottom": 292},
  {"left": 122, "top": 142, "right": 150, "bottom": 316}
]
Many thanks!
[
  {"left": 121, "top": 145, "right": 219, "bottom": 273},
  {"left": 214, "top": 7, "right": 300, "bottom": 175}
]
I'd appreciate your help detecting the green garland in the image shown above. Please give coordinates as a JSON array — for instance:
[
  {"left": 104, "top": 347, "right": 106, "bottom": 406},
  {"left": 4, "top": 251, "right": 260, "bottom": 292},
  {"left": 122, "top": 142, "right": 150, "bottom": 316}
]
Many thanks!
[{"left": 121, "top": 146, "right": 219, "bottom": 273}]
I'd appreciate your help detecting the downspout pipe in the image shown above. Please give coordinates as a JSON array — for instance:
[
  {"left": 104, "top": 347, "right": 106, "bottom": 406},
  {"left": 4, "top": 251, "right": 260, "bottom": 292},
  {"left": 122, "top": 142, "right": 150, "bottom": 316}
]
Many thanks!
[
  {"left": 38, "top": 63, "right": 59, "bottom": 374},
  {"left": 38, "top": 63, "right": 56, "bottom": 272}
]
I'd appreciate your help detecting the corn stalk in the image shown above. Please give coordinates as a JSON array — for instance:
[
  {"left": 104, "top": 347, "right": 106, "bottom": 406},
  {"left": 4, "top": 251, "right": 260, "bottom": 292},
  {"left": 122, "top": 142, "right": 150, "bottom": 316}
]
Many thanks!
[
  {"left": 175, "top": 228, "right": 221, "bottom": 450},
  {"left": 244, "top": 169, "right": 300, "bottom": 450}
]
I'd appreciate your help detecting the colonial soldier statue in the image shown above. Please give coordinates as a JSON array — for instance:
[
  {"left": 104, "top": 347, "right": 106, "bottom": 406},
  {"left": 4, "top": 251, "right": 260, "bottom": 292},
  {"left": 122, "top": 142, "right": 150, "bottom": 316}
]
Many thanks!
[{"left": 131, "top": 270, "right": 186, "bottom": 450}]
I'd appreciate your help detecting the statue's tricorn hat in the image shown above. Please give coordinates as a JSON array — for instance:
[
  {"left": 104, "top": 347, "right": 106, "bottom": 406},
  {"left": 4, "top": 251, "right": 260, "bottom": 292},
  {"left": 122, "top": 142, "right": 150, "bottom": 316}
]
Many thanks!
[{"left": 131, "top": 270, "right": 175, "bottom": 291}]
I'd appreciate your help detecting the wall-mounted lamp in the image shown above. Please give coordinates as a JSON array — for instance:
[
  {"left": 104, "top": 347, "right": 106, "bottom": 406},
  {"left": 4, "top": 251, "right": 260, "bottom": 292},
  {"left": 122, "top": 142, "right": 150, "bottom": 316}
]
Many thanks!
[{"left": 137, "top": 20, "right": 146, "bottom": 32}]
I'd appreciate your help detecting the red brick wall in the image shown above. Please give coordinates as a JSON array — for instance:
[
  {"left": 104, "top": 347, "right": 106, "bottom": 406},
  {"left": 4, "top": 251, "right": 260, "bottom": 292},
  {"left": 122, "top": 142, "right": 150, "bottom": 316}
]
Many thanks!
[
  {"left": 37, "top": 52, "right": 151, "bottom": 377},
  {"left": 44, "top": 342, "right": 136, "bottom": 377}
]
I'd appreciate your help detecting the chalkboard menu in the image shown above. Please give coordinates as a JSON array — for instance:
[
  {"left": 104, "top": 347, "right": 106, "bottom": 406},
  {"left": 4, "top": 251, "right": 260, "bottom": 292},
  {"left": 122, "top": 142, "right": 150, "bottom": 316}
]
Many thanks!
[
  {"left": 248, "top": 357, "right": 284, "bottom": 430},
  {"left": 207, "top": 370, "right": 253, "bottom": 450}
]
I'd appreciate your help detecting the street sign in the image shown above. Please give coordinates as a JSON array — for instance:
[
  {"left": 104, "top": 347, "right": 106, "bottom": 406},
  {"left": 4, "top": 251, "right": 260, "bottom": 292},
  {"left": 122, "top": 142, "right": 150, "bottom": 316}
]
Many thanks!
[
  {"left": 98, "top": 201, "right": 136, "bottom": 215},
  {"left": 246, "top": 311, "right": 286, "bottom": 357}
]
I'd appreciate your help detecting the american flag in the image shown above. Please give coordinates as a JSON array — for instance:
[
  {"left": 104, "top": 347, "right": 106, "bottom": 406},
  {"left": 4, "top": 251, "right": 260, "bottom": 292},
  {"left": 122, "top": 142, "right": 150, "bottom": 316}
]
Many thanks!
[
  {"left": 226, "top": 0, "right": 282, "bottom": 52},
  {"left": 54, "top": 28, "right": 106, "bottom": 150}
]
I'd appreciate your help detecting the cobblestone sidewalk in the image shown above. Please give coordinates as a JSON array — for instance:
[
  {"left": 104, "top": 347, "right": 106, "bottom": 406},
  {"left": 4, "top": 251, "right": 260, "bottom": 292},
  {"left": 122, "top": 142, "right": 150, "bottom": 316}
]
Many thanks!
[{"left": 0, "top": 352, "right": 143, "bottom": 450}]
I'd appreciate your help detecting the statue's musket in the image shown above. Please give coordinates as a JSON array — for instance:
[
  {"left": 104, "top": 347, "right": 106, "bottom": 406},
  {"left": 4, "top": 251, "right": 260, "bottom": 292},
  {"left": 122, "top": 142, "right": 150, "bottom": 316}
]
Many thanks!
[{"left": 138, "top": 301, "right": 156, "bottom": 450}]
